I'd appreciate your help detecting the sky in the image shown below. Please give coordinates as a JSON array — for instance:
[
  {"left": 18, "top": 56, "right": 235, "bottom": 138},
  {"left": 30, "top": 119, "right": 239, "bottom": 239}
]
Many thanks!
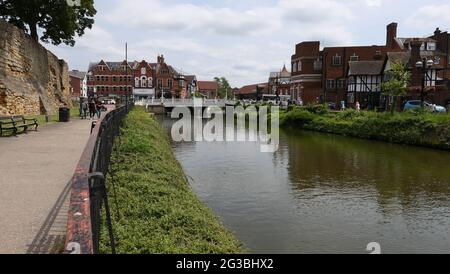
[{"left": 46, "top": 0, "right": 450, "bottom": 87}]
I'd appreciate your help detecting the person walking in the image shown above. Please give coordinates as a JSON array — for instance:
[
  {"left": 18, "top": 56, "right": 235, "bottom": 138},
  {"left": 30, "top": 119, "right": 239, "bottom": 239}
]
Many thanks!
[
  {"left": 88, "top": 98, "right": 97, "bottom": 119},
  {"left": 81, "top": 99, "right": 88, "bottom": 120},
  {"left": 356, "top": 101, "right": 361, "bottom": 112},
  {"left": 95, "top": 99, "right": 102, "bottom": 119}
]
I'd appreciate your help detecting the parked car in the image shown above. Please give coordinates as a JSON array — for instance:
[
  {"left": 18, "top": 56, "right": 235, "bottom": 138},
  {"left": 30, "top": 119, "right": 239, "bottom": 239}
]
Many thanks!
[
  {"left": 403, "top": 100, "right": 447, "bottom": 113},
  {"left": 327, "top": 102, "right": 337, "bottom": 110}
]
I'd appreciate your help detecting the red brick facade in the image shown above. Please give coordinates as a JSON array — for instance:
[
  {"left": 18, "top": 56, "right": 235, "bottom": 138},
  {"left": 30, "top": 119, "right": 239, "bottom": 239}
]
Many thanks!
[
  {"left": 87, "top": 55, "right": 188, "bottom": 99},
  {"left": 290, "top": 23, "right": 450, "bottom": 108},
  {"left": 291, "top": 23, "right": 404, "bottom": 106}
]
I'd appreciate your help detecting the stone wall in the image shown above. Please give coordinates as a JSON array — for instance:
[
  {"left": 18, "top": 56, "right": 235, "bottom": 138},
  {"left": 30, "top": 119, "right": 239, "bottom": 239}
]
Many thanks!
[{"left": 0, "top": 19, "right": 71, "bottom": 116}]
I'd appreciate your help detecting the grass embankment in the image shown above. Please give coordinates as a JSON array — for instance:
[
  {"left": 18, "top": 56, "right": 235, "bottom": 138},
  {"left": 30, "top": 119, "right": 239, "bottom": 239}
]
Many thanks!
[
  {"left": 280, "top": 105, "right": 450, "bottom": 150},
  {"left": 100, "top": 107, "right": 242, "bottom": 254}
]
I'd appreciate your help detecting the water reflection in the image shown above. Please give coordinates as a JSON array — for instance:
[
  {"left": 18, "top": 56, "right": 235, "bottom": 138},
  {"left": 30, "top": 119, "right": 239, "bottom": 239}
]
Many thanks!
[{"left": 161, "top": 116, "right": 450, "bottom": 254}]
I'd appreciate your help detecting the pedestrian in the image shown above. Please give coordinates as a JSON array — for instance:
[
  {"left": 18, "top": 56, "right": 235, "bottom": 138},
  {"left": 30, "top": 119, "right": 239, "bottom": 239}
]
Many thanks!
[
  {"left": 356, "top": 101, "right": 361, "bottom": 112},
  {"left": 81, "top": 99, "right": 88, "bottom": 120},
  {"left": 79, "top": 98, "right": 83, "bottom": 118},
  {"left": 89, "top": 98, "right": 97, "bottom": 119},
  {"left": 95, "top": 99, "right": 102, "bottom": 119},
  {"left": 341, "top": 101, "right": 346, "bottom": 111}
]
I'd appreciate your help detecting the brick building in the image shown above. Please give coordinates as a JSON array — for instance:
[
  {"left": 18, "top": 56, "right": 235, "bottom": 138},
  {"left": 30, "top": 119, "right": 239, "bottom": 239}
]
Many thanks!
[
  {"left": 236, "top": 83, "right": 268, "bottom": 100},
  {"left": 291, "top": 22, "right": 450, "bottom": 108},
  {"left": 197, "top": 81, "right": 219, "bottom": 99},
  {"left": 87, "top": 55, "right": 189, "bottom": 100},
  {"left": 69, "top": 70, "right": 87, "bottom": 99},
  {"left": 291, "top": 23, "right": 404, "bottom": 106}
]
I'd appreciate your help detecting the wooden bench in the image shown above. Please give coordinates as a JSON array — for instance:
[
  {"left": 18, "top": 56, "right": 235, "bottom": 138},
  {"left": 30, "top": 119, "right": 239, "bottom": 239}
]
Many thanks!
[{"left": 0, "top": 116, "right": 39, "bottom": 136}]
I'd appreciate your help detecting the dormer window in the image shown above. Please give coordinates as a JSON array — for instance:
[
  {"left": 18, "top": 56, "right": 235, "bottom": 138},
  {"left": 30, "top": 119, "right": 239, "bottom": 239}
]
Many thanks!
[
  {"left": 427, "top": 42, "right": 436, "bottom": 51},
  {"left": 141, "top": 67, "right": 146, "bottom": 75},
  {"left": 350, "top": 54, "right": 359, "bottom": 62}
]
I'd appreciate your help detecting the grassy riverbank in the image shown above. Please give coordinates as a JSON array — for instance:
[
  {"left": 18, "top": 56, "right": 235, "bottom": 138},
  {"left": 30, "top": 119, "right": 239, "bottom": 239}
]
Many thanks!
[
  {"left": 280, "top": 106, "right": 450, "bottom": 150},
  {"left": 100, "top": 107, "right": 242, "bottom": 254}
]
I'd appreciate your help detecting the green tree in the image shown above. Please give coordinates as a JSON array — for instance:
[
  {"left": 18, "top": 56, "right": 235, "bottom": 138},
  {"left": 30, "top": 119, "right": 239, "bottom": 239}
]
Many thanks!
[
  {"left": 214, "top": 77, "right": 232, "bottom": 99},
  {"left": 381, "top": 62, "right": 411, "bottom": 114},
  {"left": 0, "top": 0, "right": 96, "bottom": 46}
]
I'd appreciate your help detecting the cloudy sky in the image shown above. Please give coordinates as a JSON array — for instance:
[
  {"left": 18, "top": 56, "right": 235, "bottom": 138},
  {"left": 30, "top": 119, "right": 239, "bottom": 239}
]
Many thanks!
[{"left": 47, "top": 0, "right": 450, "bottom": 87}]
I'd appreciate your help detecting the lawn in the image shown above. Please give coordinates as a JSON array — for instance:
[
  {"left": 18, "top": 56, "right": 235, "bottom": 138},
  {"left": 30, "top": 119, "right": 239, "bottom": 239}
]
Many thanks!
[{"left": 281, "top": 105, "right": 450, "bottom": 150}]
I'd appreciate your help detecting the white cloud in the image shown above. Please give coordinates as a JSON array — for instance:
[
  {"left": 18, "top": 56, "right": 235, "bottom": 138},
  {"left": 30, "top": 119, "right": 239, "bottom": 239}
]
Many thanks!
[
  {"left": 405, "top": 4, "right": 450, "bottom": 31},
  {"left": 49, "top": 0, "right": 439, "bottom": 87}
]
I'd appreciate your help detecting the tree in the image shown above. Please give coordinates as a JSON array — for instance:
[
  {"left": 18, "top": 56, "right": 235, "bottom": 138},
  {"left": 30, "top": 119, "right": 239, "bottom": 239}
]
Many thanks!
[
  {"left": 214, "top": 77, "right": 232, "bottom": 99},
  {"left": 0, "top": 0, "right": 96, "bottom": 46},
  {"left": 381, "top": 62, "right": 411, "bottom": 114}
]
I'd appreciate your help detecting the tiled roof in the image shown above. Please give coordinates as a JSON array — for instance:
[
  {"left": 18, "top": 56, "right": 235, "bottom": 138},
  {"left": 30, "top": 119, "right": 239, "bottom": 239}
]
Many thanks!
[
  {"left": 348, "top": 61, "right": 385, "bottom": 76},
  {"left": 239, "top": 83, "right": 268, "bottom": 95},
  {"left": 197, "top": 81, "right": 218, "bottom": 90},
  {"left": 69, "top": 70, "right": 86, "bottom": 79}
]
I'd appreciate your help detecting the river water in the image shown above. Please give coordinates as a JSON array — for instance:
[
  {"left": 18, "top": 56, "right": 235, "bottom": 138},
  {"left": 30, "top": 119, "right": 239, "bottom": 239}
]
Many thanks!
[{"left": 161, "top": 118, "right": 450, "bottom": 254}]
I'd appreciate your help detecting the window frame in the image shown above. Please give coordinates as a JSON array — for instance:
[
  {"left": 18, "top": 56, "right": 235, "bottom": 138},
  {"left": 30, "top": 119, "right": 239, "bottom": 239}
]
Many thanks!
[{"left": 332, "top": 55, "right": 342, "bottom": 66}]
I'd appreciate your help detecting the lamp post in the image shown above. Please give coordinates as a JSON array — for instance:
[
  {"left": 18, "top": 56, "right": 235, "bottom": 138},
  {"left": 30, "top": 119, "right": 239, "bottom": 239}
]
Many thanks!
[{"left": 415, "top": 58, "right": 434, "bottom": 108}]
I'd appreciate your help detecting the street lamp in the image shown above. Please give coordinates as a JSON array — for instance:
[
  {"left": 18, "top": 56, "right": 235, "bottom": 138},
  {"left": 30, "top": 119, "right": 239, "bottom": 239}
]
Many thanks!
[{"left": 415, "top": 58, "right": 434, "bottom": 108}]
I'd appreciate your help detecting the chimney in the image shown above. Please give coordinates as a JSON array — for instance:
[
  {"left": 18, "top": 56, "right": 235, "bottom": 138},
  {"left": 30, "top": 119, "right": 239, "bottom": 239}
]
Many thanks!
[
  {"left": 386, "top": 22, "right": 398, "bottom": 48},
  {"left": 434, "top": 27, "right": 442, "bottom": 37},
  {"left": 410, "top": 39, "right": 422, "bottom": 65},
  {"left": 410, "top": 39, "right": 424, "bottom": 86}
]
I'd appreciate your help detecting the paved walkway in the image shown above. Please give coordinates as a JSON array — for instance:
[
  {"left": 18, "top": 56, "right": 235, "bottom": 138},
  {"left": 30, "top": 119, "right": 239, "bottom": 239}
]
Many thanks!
[{"left": 0, "top": 118, "right": 93, "bottom": 254}]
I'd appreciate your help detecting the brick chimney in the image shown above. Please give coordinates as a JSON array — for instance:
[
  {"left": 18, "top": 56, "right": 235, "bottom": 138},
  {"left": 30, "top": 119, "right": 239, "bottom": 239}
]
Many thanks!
[
  {"left": 410, "top": 39, "right": 423, "bottom": 86},
  {"left": 386, "top": 22, "right": 398, "bottom": 48},
  {"left": 410, "top": 39, "right": 422, "bottom": 65}
]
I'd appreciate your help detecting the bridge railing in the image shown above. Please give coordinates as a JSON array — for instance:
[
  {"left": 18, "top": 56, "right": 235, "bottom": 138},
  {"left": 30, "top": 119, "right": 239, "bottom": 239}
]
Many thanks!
[
  {"left": 65, "top": 103, "right": 133, "bottom": 254},
  {"left": 135, "top": 98, "right": 236, "bottom": 107}
]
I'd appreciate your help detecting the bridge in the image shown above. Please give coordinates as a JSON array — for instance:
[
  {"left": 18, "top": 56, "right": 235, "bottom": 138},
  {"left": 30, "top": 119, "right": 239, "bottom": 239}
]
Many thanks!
[{"left": 135, "top": 98, "right": 237, "bottom": 109}]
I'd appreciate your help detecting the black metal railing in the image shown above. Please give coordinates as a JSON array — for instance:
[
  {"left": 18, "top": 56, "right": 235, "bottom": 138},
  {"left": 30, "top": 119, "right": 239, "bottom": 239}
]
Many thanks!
[{"left": 65, "top": 104, "right": 132, "bottom": 254}]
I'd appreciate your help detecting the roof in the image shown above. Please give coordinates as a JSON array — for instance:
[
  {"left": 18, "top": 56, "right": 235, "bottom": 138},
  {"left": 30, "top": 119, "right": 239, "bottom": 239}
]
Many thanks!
[
  {"left": 348, "top": 61, "right": 384, "bottom": 76},
  {"left": 197, "top": 81, "right": 218, "bottom": 90},
  {"left": 239, "top": 83, "right": 268, "bottom": 95},
  {"left": 185, "top": 75, "right": 197, "bottom": 83},
  {"left": 69, "top": 70, "right": 86, "bottom": 79},
  {"left": 396, "top": 37, "right": 437, "bottom": 50},
  {"left": 270, "top": 65, "right": 291, "bottom": 79}
]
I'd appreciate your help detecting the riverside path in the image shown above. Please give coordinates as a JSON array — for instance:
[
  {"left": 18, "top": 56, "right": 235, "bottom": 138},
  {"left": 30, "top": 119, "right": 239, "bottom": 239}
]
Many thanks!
[{"left": 0, "top": 118, "right": 94, "bottom": 254}]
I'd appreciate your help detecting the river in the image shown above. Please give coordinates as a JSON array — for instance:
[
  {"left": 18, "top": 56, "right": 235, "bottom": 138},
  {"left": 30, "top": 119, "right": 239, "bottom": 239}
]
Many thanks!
[{"left": 161, "top": 118, "right": 450, "bottom": 254}]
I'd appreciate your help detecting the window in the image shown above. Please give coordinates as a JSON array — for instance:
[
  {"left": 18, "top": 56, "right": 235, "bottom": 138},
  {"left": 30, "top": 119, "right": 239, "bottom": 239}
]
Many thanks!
[
  {"left": 112, "top": 76, "right": 117, "bottom": 82},
  {"left": 434, "top": 57, "right": 441, "bottom": 65},
  {"left": 332, "top": 55, "right": 342, "bottom": 66},
  {"left": 135, "top": 77, "right": 140, "bottom": 87},
  {"left": 427, "top": 42, "right": 436, "bottom": 51},
  {"left": 448, "top": 55, "right": 450, "bottom": 65},
  {"left": 420, "top": 43, "right": 425, "bottom": 51},
  {"left": 298, "top": 61, "right": 302, "bottom": 72},
  {"left": 158, "top": 79, "right": 163, "bottom": 87},
  {"left": 148, "top": 77, "right": 153, "bottom": 87},
  {"left": 350, "top": 54, "right": 359, "bottom": 62},
  {"left": 314, "top": 59, "right": 322, "bottom": 71},
  {"left": 141, "top": 67, "right": 146, "bottom": 75},
  {"left": 105, "top": 76, "right": 109, "bottom": 82},
  {"left": 337, "top": 79, "right": 345, "bottom": 89},
  {"left": 96, "top": 76, "right": 100, "bottom": 81},
  {"left": 326, "top": 79, "right": 336, "bottom": 89},
  {"left": 141, "top": 76, "right": 147, "bottom": 87},
  {"left": 168, "top": 79, "right": 173, "bottom": 88},
  {"left": 292, "top": 63, "right": 296, "bottom": 73}
]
